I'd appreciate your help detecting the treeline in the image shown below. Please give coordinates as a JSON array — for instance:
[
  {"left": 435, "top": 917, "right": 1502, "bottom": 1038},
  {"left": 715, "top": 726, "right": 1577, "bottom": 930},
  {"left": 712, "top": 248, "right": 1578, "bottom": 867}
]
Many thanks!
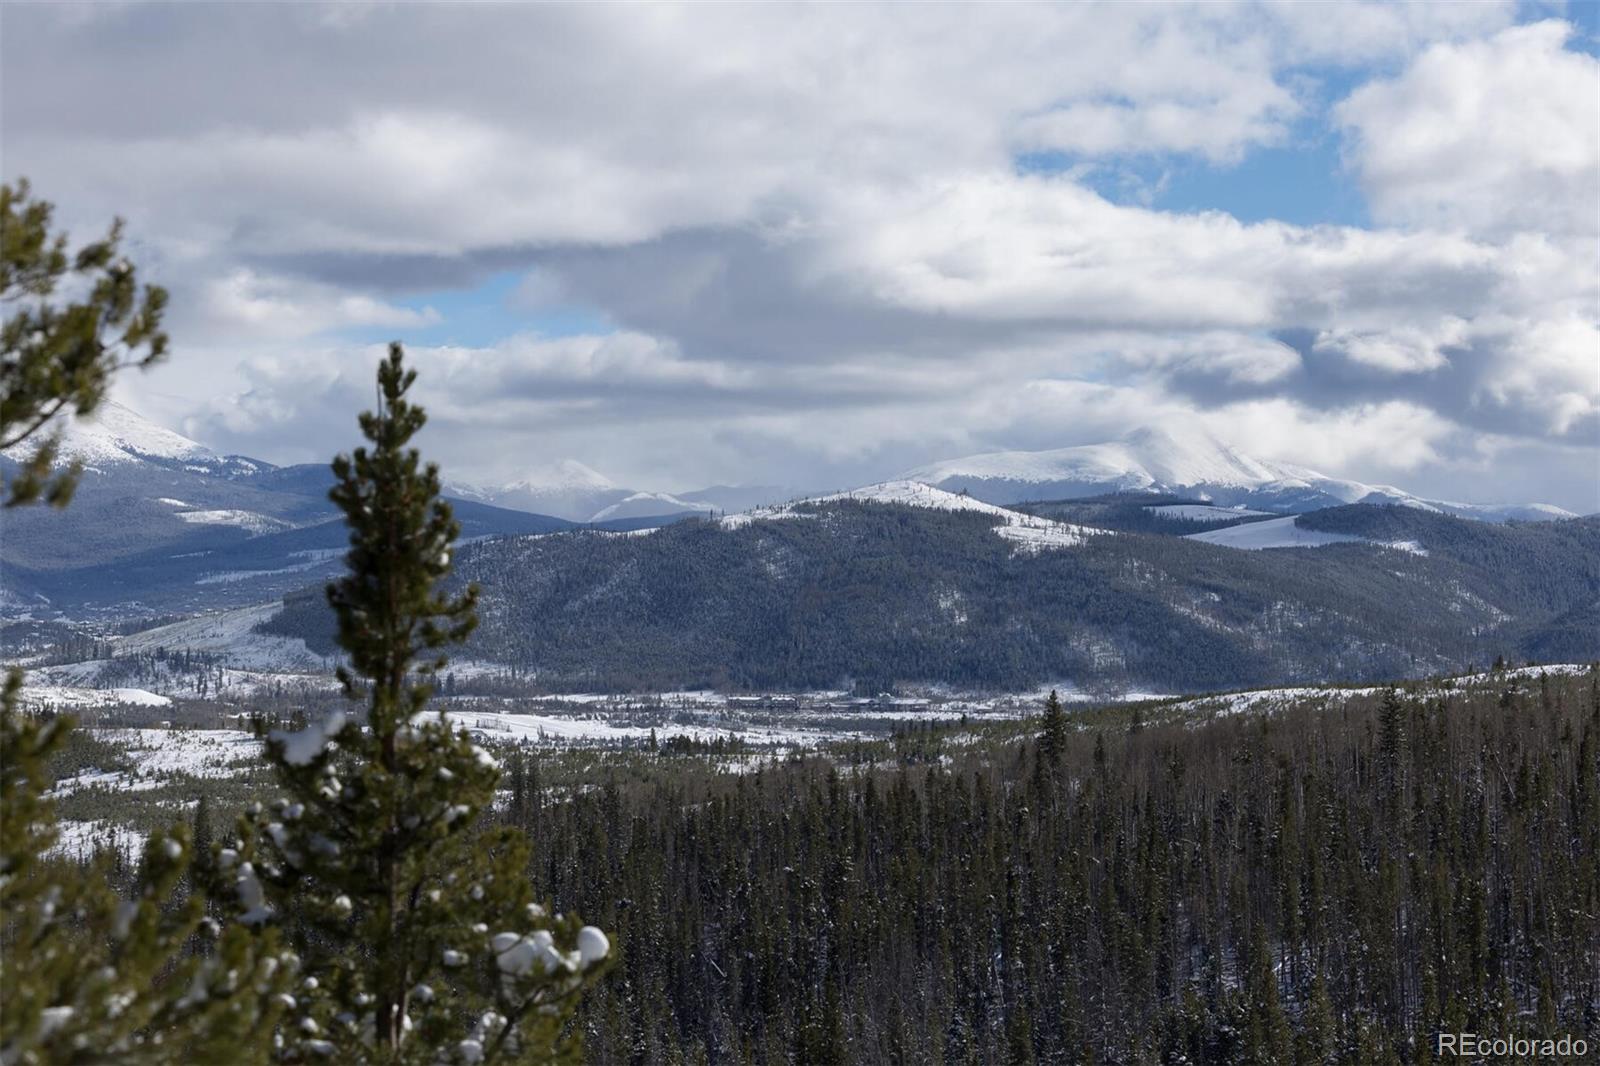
[{"left": 500, "top": 671, "right": 1600, "bottom": 1064}]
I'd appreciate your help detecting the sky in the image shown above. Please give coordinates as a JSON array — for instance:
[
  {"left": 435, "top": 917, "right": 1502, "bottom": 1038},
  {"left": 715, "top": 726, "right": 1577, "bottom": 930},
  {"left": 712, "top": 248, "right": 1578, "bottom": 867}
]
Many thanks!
[{"left": 2, "top": 1, "right": 1597, "bottom": 510}]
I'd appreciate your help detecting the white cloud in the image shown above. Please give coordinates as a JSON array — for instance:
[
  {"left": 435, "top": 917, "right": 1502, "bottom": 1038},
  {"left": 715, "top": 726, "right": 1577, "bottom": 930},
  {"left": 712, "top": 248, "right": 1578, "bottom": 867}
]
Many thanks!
[
  {"left": 1474, "top": 314, "right": 1600, "bottom": 436},
  {"left": 1337, "top": 21, "right": 1600, "bottom": 237},
  {"left": 2, "top": 2, "right": 1527, "bottom": 260},
  {"left": 811, "top": 173, "right": 1505, "bottom": 330},
  {"left": 1312, "top": 318, "right": 1467, "bottom": 374},
  {"left": 1196, "top": 398, "right": 1456, "bottom": 473},
  {"left": 193, "top": 270, "right": 438, "bottom": 340}
]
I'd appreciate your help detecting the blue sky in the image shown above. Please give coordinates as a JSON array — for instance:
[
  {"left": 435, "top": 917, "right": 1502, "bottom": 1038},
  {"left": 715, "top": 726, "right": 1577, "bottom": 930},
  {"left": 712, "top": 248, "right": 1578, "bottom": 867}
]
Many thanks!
[{"left": 382, "top": 273, "right": 613, "bottom": 349}]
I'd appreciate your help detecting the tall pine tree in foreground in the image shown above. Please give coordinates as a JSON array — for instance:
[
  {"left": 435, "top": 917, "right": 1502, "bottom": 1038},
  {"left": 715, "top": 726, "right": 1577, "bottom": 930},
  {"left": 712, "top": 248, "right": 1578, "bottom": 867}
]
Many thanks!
[{"left": 228, "top": 344, "right": 609, "bottom": 1064}]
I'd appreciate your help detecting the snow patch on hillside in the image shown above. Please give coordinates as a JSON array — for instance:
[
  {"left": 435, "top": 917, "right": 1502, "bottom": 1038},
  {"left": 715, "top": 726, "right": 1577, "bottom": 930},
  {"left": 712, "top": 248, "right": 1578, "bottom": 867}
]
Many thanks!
[
  {"left": 1166, "top": 685, "right": 1383, "bottom": 717},
  {"left": 15, "top": 686, "right": 171, "bottom": 711},
  {"left": 1185, "top": 516, "right": 1361, "bottom": 550},
  {"left": 723, "top": 480, "right": 1104, "bottom": 552},
  {"left": 1185, "top": 516, "right": 1433, "bottom": 555},
  {"left": 104, "top": 603, "right": 332, "bottom": 674},
  {"left": 1451, "top": 663, "right": 1595, "bottom": 685},
  {"left": 51, "top": 729, "right": 260, "bottom": 796},
  {"left": 51, "top": 820, "right": 145, "bottom": 862},
  {"left": 173, "top": 509, "right": 289, "bottom": 534}
]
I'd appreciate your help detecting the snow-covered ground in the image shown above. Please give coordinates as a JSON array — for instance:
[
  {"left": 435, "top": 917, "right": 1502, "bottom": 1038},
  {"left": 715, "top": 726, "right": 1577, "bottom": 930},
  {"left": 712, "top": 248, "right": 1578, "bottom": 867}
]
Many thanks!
[
  {"left": 19, "top": 604, "right": 337, "bottom": 702},
  {"left": 1185, "top": 515, "right": 1428, "bottom": 554},
  {"left": 114, "top": 603, "right": 328, "bottom": 670},
  {"left": 15, "top": 685, "right": 172, "bottom": 711},
  {"left": 1157, "top": 663, "right": 1594, "bottom": 718},
  {"left": 722, "top": 480, "right": 1105, "bottom": 552},
  {"left": 173, "top": 509, "right": 289, "bottom": 534},
  {"left": 28, "top": 660, "right": 341, "bottom": 702},
  {"left": 50, "top": 820, "right": 146, "bottom": 862},
  {"left": 1164, "top": 685, "right": 1382, "bottom": 717},
  {"left": 436, "top": 709, "right": 836, "bottom": 748},
  {"left": 1185, "top": 516, "right": 1362, "bottom": 550},
  {"left": 48, "top": 728, "right": 261, "bottom": 799},
  {"left": 1450, "top": 662, "right": 1595, "bottom": 685}
]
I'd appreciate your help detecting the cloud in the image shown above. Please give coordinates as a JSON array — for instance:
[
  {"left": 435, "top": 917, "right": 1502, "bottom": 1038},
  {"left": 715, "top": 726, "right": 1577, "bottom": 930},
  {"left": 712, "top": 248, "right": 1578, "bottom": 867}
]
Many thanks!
[
  {"left": 1312, "top": 318, "right": 1467, "bottom": 374},
  {"left": 2, "top": 2, "right": 1593, "bottom": 510},
  {"left": 190, "top": 270, "right": 439, "bottom": 341},
  {"left": 1337, "top": 21, "right": 1600, "bottom": 237},
  {"left": 2, "top": 1, "right": 1521, "bottom": 260}
]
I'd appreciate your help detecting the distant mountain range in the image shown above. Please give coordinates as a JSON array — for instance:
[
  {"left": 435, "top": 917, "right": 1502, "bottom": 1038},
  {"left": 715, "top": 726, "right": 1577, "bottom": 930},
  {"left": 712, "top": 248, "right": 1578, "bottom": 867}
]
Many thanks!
[
  {"left": 255, "top": 485, "right": 1599, "bottom": 693},
  {"left": 2, "top": 402, "right": 1584, "bottom": 638},
  {"left": 446, "top": 466, "right": 789, "bottom": 523},
  {"left": 0, "top": 404, "right": 640, "bottom": 615},
  {"left": 900, "top": 425, "right": 1575, "bottom": 523}
]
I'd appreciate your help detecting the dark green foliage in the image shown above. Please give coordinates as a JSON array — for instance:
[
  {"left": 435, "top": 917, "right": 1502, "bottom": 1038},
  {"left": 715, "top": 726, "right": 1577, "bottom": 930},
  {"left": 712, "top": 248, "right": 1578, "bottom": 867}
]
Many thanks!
[
  {"left": 1038, "top": 688, "right": 1066, "bottom": 775},
  {"left": 1, "top": 676, "right": 293, "bottom": 1065},
  {"left": 323, "top": 342, "right": 479, "bottom": 718},
  {"left": 506, "top": 671, "right": 1600, "bottom": 1063},
  {"left": 0, "top": 181, "right": 292, "bottom": 1063},
  {"left": 226, "top": 345, "right": 609, "bottom": 1063},
  {"left": 1, "top": 179, "right": 168, "bottom": 508}
]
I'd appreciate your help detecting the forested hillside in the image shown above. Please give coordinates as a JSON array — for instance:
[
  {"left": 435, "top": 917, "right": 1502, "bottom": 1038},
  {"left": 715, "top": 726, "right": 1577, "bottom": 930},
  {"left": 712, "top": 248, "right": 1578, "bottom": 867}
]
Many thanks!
[
  {"left": 513, "top": 670, "right": 1600, "bottom": 1063},
  {"left": 260, "top": 501, "right": 1600, "bottom": 692}
]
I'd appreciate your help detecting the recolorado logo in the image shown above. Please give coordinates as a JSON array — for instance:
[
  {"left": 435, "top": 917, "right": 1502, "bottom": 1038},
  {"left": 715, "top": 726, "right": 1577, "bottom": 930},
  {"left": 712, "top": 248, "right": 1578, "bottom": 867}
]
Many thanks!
[{"left": 1437, "top": 1033, "right": 1588, "bottom": 1059}]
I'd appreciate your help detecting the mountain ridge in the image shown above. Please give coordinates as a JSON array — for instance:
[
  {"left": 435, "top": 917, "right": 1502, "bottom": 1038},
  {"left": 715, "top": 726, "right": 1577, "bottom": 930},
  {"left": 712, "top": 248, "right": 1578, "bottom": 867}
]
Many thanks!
[{"left": 899, "top": 425, "right": 1574, "bottom": 522}]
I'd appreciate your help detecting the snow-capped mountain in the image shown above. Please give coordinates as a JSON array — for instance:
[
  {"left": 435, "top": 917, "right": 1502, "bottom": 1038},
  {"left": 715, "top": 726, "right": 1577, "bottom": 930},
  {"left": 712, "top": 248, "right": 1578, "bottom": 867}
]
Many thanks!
[
  {"left": 899, "top": 426, "right": 1574, "bottom": 523},
  {"left": 2, "top": 400, "right": 265, "bottom": 479},
  {"left": 590, "top": 492, "right": 715, "bottom": 522},
  {"left": 1, "top": 403, "right": 574, "bottom": 612},
  {"left": 449, "top": 465, "right": 788, "bottom": 523},
  {"left": 449, "top": 458, "right": 621, "bottom": 520}
]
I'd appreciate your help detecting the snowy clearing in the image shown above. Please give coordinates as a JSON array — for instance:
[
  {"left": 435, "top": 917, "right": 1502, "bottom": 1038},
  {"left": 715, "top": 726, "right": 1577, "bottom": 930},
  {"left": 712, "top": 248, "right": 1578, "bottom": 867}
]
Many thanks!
[
  {"left": 15, "top": 685, "right": 171, "bottom": 711},
  {"left": 1185, "top": 515, "right": 1428, "bottom": 555},
  {"left": 115, "top": 603, "right": 327, "bottom": 670},
  {"left": 50, "top": 820, "right": 146, "bottom": 862},
  {"left": 1164, "top": 685, "right": 1382, "bottom": 717},
  {"left": 434, "top": 709, "right": 840, "bottom": 749},
  {"left": 173, "top": 509, "right": 289, "bottom": 534},
  {"left": 48, "top": 728, "right": 262, "bottom": 799},
  {"left": 1450, "top": 663, "right": 1595, "bottom": 685},
  {"left": 1185, "top": 516, "right": 1361, "bottom": 550}
]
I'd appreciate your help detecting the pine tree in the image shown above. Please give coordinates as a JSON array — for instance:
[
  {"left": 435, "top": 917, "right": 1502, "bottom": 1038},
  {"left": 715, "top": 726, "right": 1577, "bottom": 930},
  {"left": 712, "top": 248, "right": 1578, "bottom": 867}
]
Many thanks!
[
  {"left": 1, "top": 186, "right": 288, "bottom": 1062},
  {"left": 1, "top": 179, "right": 168, "bottom": 507},
  {"left": 1, "top": 675, "right": 292, "bottom": 1064},
  {"left": 1038, "top": 690, "right": 1067, "bottom": 777},
  {"left": 227, "top": 344, "right": 610, "bottom": 1063}
]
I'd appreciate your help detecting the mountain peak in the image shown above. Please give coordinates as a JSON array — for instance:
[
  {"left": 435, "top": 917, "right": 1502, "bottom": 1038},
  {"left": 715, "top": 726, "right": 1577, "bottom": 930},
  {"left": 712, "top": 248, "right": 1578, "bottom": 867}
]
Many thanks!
[
  {"left": 504, "top": 459, "right": 615, "bottom": 493},
  {"left": 897, "top": 428, "right": 1574, "bottom": 522},
  {"left": 2, "top": 400, "right": 216, "bottom": 469}
]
